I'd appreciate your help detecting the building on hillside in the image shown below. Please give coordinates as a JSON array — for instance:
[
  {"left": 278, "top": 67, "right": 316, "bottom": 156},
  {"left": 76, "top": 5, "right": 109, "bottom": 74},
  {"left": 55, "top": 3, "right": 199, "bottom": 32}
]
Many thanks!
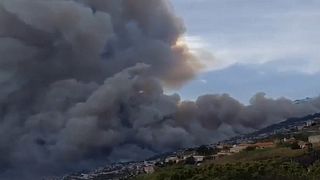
[
  {"left": 182, "top": 155, "right": 191, "bottom": 161},
  {"left": 274, "top": 128, "right": 290, "bottom": 134},
  {"left": 306, "top": 120, "right": 315, "bottom": 127},
  {"left": 193, "top": 156, "right": 205, "bottom": 162},
  {"left": 308, "top": 135, "right": 320, "bottom": 144},
  {"left": 181, "top": 149, "right": 197, "bottom": 161},
  {"left": 219, "top": 149, "right": 231, "bottom": 153},
  {"left": 283, "top": 137, "right": 296, "bottom": 143},
  {"left": 216, "top": 144, "right": 232, "bottom": 150},
  {"left": 164, "top": 156, "right": 179, "bottom": 163},
  {"left": 254, "top": 142, "right": 275, "bottom": 149},
  {"left": 182, "top": 149, "right": 196, "bottom": 157},
  {"left": 298, "top": 141, "right": 313, "bottom": 149},
  {"left": 216, "top": 145, "right": 224, "bottom": 149},
  {"left": 216, "top": 152, "right": 232, "bottom": 157},
  {"left": 143, "top": 166, "right": 155, "bottom": 174},
  {"left": 230, "top": 144, "right": 249, "bottom": 153}
]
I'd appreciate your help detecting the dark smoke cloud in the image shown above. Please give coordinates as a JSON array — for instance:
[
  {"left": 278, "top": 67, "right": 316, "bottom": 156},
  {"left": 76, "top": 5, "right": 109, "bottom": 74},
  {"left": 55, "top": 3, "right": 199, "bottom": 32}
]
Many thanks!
[{"left": 0, "top": 0, "right": 319, "bottom": 179}]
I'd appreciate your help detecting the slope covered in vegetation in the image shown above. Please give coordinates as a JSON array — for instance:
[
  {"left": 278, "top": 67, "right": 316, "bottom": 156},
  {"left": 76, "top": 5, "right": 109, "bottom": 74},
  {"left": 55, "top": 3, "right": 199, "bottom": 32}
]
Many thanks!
[{"left": 136, "top": 147, "right": 320, "bottom": 180}]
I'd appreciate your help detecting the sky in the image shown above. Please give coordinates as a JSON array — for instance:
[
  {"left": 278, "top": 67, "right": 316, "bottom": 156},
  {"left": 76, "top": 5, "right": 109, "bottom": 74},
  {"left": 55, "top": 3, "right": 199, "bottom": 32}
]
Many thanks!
[{"left": 171, "top": 0, "right": 320, "bottom": 103}]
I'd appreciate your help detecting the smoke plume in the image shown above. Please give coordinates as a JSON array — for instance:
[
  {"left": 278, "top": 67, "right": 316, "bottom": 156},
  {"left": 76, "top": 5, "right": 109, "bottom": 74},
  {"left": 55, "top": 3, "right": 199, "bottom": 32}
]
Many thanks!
[{"left": 0, "top": 0, "right": 319, "bottom": 179}]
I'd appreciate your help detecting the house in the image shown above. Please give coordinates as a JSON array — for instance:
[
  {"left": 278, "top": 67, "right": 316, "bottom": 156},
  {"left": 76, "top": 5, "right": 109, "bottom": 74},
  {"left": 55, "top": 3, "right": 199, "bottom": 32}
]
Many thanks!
[
  {"left": 254, "top": 142, "right": 275, "bottom": 149},
  {"left": 306, "top": 120, "right": 315, "bottom": 127},
  {"left": 165, "top": 156, "right": 179, "bottom": 163},
  {"left": 182, "top": 154, "right": 193, "bottom": 160},
  {"left": 308, "top": 135, "right": 320, "bottom": 144},
  {"left": 182, "top": 149, "right": 196, "bottom": 157},
  {"left": 143, "top": 166, "right": 155, "bottom": 174},
  {"left": 283, "top": 137, "right": 296, "bottom": 143},
  {"left": 217, "top": 144, "right": 231, "bottom": 150},
  {"left": 230, "top": 144, "right": 250, "bottom": 153},
  {"left": 298, "top": 141, "right": 313, "bottom": 149},
  {"left": 181, "top": 149, "right": 197, "bottom": 160},
  {"left": 216, "top": 152, "right": 232, "bottom": 157},
  {"left": 219, "top": 149, "right": 231, "bottom": 153},
  {"left": 216, "top": 145, "right": 224, "bottom": 149},
  {"left": 193, "top": 155, "right": 205, "bottom": 162}
]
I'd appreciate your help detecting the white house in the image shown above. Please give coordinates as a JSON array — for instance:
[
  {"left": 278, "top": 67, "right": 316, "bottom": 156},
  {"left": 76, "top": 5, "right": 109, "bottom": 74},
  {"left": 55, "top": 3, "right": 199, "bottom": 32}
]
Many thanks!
[
  {"left": 193, "top": 156, "right": 205, "bottom": 162},
  {"left": 165, "top": 156, "right": 179, "bottom": 163},
  {"left": 308, "top": 135, "right": 320, "bottom": 144},
  {"left": 144, "top": 166, "right": 155, "bottom": 174},
  {"left": 230, "top": 144, "right": 249, "bottom": 153}
]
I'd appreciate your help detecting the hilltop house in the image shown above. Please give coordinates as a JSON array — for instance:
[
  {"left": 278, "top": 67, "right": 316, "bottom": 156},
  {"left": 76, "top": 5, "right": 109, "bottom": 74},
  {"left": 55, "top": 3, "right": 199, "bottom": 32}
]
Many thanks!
[
  {"left": 216, "top": 144, "right": 232, "bottom": 150},
  {"left": 143, "top": 166, "right": 155, "bottom": 174},
  {"left": 193, "top": 155, "right": 205, "bottom": 162},
  {"left": 165, "top": 156, "right": 179, "bottom": 163},
  {"left": 230, "top": 144, "right": 250, "bottom": 153},
  {"left": 308, "top": 135, "right": 320, "bottom": 144},
  {"left": 306, "top": 120, "right": 314, "bottom": 126},
  {"left": 216, "top": 151, "right": 232, "bottom": 157},
  {"left": 283, "top": 137, "right": 296, "bottom": 143},
  {"left": 298, "top": 141, "right": 313, "bottom": 149}
]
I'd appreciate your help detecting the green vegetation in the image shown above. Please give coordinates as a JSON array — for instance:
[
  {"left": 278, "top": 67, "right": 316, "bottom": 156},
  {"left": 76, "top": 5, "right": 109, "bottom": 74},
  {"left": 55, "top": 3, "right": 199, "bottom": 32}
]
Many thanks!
[
  {"left": 137, "top": 160, "right": 320, "bottom": 180},
  {"left": 136, "top": 148, "right": 320, "bottom": 180},
  {"left": 212, "top": 147, "right": 306, "bottom": 164}
]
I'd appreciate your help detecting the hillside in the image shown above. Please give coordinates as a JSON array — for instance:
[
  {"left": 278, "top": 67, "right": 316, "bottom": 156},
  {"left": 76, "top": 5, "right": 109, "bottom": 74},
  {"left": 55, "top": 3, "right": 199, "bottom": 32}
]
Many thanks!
[
  {"left": 137, "top": 147, "right": 320, "bottom": 180},
  {"left": 221, "top": 113, "right": 320, "bottom": 145},
  {"left": 135, "top": 113, "right": 320, "bottom": 180},
  {"left": 253, "top": 113, "right": 320, "bottom": 135}
]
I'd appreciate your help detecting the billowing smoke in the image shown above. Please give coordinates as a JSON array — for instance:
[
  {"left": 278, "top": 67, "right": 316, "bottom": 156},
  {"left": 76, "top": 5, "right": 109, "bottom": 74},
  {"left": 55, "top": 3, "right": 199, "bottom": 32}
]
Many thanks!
[{"left": 0, "top": 0, "right": 319, "bottom": 179}]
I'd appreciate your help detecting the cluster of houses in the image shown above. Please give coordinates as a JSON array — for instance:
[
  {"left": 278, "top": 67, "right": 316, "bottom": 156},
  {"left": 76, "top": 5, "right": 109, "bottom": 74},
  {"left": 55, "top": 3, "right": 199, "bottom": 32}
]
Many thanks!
[
  {"left": 58, "top": 161, "right": 156, "bottom": 180},
  {"left": 127, "top": 115, "right": 320, "bottom": 174},
  {"left": 54, "top": 132, "right": 320, "bottom": 180},
  {"left": 161, "top": 141, "right": 276, "bottom": 166},
  {"left": 308, "top": 135, "right": 320, "bottom": 144},
  {"left": 160, "top": 133, "right": 320, "bottom": 168},
  {"left": 164, "top": 152, "right": 206, "bottom": 164}
]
